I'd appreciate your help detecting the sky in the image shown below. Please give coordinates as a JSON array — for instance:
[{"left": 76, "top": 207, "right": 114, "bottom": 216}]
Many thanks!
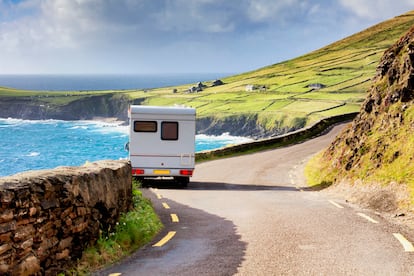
[{"left": 1, "top": 0, "right": 414, "bottom": 75}]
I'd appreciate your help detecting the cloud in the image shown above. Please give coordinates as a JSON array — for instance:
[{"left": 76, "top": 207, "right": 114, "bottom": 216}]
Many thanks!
[
  {"left": 339, "top": 0, "right": 414, "bottom": 20},
  {"left": 1, "top": 0, "right": 318, "bottom": 58},
  {"left": 152, "top": 0, "right": 236, "bottom": 33},
  {"left": 1, "top": 0, "right": 327, "bottom": 47},
  {"left": 246, "top": 0, "right": 305, "bottom": 23},
  {"left": 0, "top": 0, "right": 414, "bottom": 74}
]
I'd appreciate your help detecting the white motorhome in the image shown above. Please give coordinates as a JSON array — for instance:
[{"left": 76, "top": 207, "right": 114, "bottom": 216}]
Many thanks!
[{"left": 128, "top": 105, "right": 196, "bottom": 186}]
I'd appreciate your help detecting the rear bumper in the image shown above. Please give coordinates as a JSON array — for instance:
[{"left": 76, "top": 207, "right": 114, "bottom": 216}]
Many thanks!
[{"left": 131, "top": 167, "right": 194, "bottom": 177}]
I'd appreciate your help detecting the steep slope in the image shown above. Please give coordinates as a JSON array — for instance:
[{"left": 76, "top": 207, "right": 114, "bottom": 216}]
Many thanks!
[{"left": 306, "top": 26, "right": 414, "bottom": 214}]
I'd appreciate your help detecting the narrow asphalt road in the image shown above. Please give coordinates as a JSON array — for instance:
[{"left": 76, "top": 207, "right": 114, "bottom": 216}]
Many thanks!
[{"left": 96, "top": 124, "right": 414, "bottom": 275}]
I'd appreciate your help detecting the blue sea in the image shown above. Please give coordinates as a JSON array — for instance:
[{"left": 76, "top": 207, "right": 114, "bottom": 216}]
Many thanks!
[
  {"left": 0, "top": 74, "right": 250, "bottom": 177},
  {"left": 0, "top": 119, "right": 251, "bottom": 177},
  {"left": 0, "top": 73, "right": 228, "bottom": 91}
]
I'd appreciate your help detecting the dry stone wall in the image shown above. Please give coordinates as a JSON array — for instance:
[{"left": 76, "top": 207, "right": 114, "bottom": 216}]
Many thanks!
[
  {"left": 0, "top": 160, "right": 132, "bottom": 276},
  {"left": 196, "top": 112, "right": 358, "bottom": 161}
]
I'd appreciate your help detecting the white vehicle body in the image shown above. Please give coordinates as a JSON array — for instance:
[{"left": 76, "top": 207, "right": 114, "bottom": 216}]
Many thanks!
[{"left": 128, "top": 105, "right": 196, "bottom": 185}]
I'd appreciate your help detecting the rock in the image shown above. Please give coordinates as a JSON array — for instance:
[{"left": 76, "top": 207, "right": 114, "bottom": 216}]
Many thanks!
[{"left": 12, "top": 255, "right": 40, "bottom": 276}]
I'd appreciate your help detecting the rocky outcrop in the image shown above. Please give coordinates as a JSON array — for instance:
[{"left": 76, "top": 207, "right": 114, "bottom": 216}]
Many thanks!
[
  {"left": 310, "top": 25, "right": 414, "bottom": 218},
  {"left": 324, "top": 26, "right": 414, "bottom": 174},
  {"left": 197, "top": 115, "right": 264, "bottom": 137},
  {"left": 0, "top": 160, "right": 132, "bottom": 275}
]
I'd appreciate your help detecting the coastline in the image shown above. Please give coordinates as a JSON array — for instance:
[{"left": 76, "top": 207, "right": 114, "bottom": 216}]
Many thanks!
[{"left": 91, "top": 116, "right": 128, "bottom": 125}]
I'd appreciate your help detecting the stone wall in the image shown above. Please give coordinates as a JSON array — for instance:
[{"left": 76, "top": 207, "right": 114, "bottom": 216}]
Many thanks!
[
  {"left": 196, "top": 112, "right": 358, "bottom": 161},
  {"left": 0, "top": 160, "right": 132, "bottom": 276}
]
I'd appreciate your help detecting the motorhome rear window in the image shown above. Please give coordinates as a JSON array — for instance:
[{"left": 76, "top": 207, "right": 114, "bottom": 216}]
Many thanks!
[
  {"left": 134, "top": 121, "right": 157, "bottom": 132},
  {"left": 161, "top": 122, "right": 178, "bottom": 140}
]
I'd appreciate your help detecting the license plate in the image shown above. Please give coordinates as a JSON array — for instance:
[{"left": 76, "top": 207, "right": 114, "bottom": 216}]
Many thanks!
[{"left": 154, "top": 169, "right": 170, "bottom": 175}]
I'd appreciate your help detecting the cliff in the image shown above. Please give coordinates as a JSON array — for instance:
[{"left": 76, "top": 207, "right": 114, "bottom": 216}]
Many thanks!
[
  {"left": 308, "top": 26, "right": 414, "bottom": 214},
  {"left": 196, "top": 114, "right": 304, "bottom": 138},
  {"left": 0, "top": 94, "right": 305, "bottom": 138},
  {"left": 0, "top": 94, "right": 133, "bottom": 122}
]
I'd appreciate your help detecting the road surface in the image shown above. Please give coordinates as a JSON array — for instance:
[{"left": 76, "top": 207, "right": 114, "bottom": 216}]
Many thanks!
[{"left": 96, "top": 124, "right": 414, "bottom": 275}]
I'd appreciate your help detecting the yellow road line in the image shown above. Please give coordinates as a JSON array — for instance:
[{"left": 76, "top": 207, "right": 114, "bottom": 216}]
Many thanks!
[
  {"left": 162, "top": 202, "right": 170, "bottom": 209},
  {"left": 156, "top": 193, "right": 162, "bottom": 199},
  {"left": 171, "top": 213, "right": 179, "bottom": 222},
  {"left": 357, "top": 212, "right": 379, "bottom": 224},
  {"left": 153, "top": 231, "right": 176, "bottom": 247},
  {"left": 393, "top": 233, "right": 414, "bottom": 252},
  {"left": 328, "top": 200, "right": 344, "bottom": 209},
  {"left": 108, "top": 273, "right": 122, "bottom": 276}
]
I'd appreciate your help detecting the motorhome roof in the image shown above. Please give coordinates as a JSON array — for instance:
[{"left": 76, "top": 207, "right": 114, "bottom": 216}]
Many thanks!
[{"left": 129, "top": 105, "right": 196, "bottom": 115}]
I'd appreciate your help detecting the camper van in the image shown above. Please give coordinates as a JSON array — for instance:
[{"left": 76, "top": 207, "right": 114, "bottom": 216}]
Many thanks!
[{"left": 128, "top": 105, "right": 196, "bottom": 186}]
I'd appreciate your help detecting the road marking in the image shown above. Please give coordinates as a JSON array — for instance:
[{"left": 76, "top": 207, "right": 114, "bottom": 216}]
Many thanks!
[
  {"left": 328, "top": 200, "right": 344, "bottom": 209},
  {"left": 171, "top": 213, "right": 179, "bottom": 222},
  {"left": 162, "top": 202, "right": 170, "bottom": 209},
  {"left": 156, "top": 193, "right": 162, "bottom": 199},
  {"left": 108, "top": 273, "right": 122, "bottom": 276},
  {"left": 153, "top": 231, "right": 176, "bottom": 247},
  {"left": 393, "top": 233, "right": 414, "bottom": 252},
  {"left": 357, "top": 212, "right": 379, "bottom": 224}
]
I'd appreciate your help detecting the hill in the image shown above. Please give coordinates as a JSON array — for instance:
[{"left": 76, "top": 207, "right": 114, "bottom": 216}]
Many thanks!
[
  {"left": 1, "top": 11, "right": 414, "bottom": 137},
  {"left": 306, "top": 25, "right": 414, "bottom": 221}
]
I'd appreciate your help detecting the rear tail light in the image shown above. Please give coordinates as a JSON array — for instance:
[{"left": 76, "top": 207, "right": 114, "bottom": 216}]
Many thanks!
[
  {"left": 180, "top": 169, "right": 193, "bottom": 176},
  {"left": 132, "top": 168, "right": 145, "bottom": 175}
]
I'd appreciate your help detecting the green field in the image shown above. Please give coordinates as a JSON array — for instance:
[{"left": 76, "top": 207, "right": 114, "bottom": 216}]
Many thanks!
[{"left": 2, "top": 10, "right": 414, "bottom": 131}]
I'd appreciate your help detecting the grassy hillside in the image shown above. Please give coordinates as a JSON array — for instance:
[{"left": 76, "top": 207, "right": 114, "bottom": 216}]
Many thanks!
[
  {"left": 1, "top": 10, "right": 414, "bottom": 132},
  {"left": 306, "top": 25, "right": 414, "bottom": 214},
  {"left": 124, "top": 10, "right": 414, "bottom": 128}
]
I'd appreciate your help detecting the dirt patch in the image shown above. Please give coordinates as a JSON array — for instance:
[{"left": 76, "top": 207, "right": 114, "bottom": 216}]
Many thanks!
[
  {"left": 323, "top": 179, "right": 414, "bottom": 230},
  {"left": 294, "top": 157, "right": 414, "bottom": 230}
]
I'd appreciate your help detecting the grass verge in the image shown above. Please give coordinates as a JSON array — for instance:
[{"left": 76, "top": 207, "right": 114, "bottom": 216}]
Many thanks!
[
  {"left": 304, "top": 151, "right": 336, "bottom": 189},
  {"left": 64, "top": 180, "right": 163, "bottom": 275}
]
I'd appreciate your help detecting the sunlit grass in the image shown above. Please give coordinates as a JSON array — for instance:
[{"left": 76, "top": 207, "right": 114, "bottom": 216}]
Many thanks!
[
  {"left": 304, "top": 151, "right": 336, "bottom": 188},
  {"left": 305, "top": 102, "right": 414, "bottom": 209},
  {"left": 69, "top": 180, "right": 163, "bottom": 275}
]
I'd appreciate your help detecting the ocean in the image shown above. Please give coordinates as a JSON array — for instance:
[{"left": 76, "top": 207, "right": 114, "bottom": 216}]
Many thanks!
[
  {"left": 0, "top": 73, "right": 228, "bottom": 91},
  {"left": 0, "top": 74, "right": 250, "bottom": 177},
  {"left": 0, "top": 119, "right": 251, "bottom": 177}
]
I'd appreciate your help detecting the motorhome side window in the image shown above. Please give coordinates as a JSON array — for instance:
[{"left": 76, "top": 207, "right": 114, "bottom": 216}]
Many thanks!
[
  {"left": 161, "top": 122, "right": 179, "bottom": 140},
  {"left": 134, "top": 121, "right": 157, "bottom": 132}
]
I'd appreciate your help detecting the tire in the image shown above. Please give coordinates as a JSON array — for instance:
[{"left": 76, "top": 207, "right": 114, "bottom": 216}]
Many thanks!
[{"left": 174, "top": 177, "right": 189, "bottom": 188}]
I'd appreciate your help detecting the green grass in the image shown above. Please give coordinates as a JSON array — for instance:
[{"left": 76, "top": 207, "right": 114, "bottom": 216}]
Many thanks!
[
  {"left": 132, "top": 10, "right": 414, "bottom": 129},
  {"left": 305, "top": 96, "right": 414, "bottom": 210},
  {"left": 68, "top": 180, "right": 163, "bottom": 275},
  {"left": 305, "top": 151, "right": 337, "bottom": 188}
]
